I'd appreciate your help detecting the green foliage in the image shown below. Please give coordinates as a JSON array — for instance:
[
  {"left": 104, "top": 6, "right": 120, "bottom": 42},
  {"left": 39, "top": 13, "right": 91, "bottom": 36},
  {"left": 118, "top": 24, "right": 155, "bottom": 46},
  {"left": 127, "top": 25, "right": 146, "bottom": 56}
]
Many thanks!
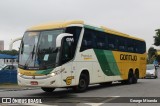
[
  {"left": 147, "top": 47, "right": 157, "bottom": 64},
  {"left": 0, "top": 50, "right": 19, "bottom": 56},
  {"left": 154, "top": 29, "right": 160, "bottom": 46}
]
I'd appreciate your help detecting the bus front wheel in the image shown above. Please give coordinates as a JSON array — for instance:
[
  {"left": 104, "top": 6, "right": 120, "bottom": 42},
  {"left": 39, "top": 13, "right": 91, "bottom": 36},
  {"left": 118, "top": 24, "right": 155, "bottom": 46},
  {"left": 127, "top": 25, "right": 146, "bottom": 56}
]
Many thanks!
[
  {"left": 41, "top": 87, "right": 55, "bottom": 92},
  {"left": 73, "top": 74, "right": 89, "bottom": 93}
]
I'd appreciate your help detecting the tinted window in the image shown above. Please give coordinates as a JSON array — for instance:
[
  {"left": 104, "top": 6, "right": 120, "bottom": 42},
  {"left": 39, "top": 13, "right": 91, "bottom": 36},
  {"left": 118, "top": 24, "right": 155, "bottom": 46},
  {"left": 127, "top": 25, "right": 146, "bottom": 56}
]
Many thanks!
[
  {"left": 108, "top": 34, "right": 117, "bottom": 50},
  {"left": 117, "top": 37, "right": 126, "bottom": 51},
  {"left": 80, "top": 28, "right": 146, "bottom": 54},
  {"left": 60, "top": 27, "right": 82, "bottom": 64},
  {"left": 65, "top": 27, "right": 82, "bottom": 45},
  {"left": 126, "top": 39, "right": 134, "bottom": 52},
  {"left": 136, "top": 41, "right": 146, "bottom": 54},
  {"left": 96, "top": 32, "right": 108, "bottom": 50},
  {"left": 80, "top": 29, "right": 95, "bottom": 51},
  {"left": 61, "top": 37, "right": 73, "bottom": 64}
]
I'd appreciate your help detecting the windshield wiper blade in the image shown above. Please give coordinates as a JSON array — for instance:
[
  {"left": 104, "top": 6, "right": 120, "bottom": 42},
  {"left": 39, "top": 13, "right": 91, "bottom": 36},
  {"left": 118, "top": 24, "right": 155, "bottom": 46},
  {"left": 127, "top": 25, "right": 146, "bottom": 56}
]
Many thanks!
[{"left": 31, "top": 45, "right": 35, "bottom": 59}]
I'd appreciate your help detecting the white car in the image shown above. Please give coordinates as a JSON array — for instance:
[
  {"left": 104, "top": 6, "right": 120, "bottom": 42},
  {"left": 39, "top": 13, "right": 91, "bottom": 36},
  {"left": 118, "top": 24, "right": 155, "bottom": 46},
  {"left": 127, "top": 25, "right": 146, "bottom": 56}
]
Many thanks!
[{"left": 146, "top": 64, "right": 158, "bottom": 79}]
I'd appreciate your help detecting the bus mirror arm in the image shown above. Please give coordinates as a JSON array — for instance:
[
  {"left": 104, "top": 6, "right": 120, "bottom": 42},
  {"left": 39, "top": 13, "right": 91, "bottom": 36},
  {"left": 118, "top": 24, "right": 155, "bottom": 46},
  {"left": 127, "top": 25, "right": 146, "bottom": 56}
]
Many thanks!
[{"left": 56, "top": 33, "right": 73, "bottom": 48}]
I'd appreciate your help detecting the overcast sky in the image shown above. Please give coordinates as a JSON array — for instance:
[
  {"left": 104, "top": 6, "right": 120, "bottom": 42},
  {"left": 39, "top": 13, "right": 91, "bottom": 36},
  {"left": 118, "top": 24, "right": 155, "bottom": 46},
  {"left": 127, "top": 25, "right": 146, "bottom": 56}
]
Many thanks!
[{"left": 0, "top": 0, "right": 160, "bottom": 50}]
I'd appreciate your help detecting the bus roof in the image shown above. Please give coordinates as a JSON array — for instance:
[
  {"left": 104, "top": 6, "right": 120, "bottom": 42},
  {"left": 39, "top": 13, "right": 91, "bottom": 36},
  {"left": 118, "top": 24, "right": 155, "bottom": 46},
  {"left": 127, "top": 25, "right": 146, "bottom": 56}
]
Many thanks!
[
  {"left": 27, "top": 20, "right": 144, "bottom": 41},
  {"left": 27, "top": 20, "right": 84, "bottom": 31},
  {"left": 99, "top": 26, "right": 143, "bottom": 41}
]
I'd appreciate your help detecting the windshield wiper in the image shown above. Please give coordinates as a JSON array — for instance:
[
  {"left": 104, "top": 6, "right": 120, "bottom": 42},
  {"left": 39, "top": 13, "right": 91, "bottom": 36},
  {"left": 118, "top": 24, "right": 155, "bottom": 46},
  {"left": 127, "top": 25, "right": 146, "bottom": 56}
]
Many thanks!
[{"left": 20, "top": 41, "right": 24, "bottom": 54}]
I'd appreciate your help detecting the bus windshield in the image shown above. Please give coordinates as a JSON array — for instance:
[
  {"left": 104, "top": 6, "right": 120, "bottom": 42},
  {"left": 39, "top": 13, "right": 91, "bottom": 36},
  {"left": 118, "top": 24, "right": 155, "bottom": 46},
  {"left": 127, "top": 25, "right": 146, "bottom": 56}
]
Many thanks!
[{"left": 19, "top": 29, "right": 64, "bottom": 69}]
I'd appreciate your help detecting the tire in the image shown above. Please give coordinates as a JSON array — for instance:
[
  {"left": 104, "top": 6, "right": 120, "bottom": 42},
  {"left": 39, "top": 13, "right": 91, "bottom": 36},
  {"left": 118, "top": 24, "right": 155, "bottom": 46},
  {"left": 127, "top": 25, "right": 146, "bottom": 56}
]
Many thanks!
[
  {"left": 133, "top": 74, "right": 138, "bottom": 84},
  {"left": 41, "top": 87, "right": 55, "bottom": 92},
  {"left": 127, "top": 72, "right": 134, "bottom": 84},
  {"left": 100, "top": 82, "right": 112, "bottom": 86},
  {"left": 73, "top": 74, "right": 89, "bottom": 93}
]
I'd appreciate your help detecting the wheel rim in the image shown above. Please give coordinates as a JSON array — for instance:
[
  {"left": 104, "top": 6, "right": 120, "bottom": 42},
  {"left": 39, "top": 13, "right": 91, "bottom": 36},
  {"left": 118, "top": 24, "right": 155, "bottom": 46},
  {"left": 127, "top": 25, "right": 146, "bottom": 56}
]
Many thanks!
[{"left": 79, "top": 79, "right": 86, "bottom": 88}]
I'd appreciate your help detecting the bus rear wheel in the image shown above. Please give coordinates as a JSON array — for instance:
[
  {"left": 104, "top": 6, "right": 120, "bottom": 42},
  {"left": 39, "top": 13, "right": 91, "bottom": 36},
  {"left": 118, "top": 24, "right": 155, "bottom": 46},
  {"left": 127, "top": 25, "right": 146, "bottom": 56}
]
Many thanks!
[
  {"left": 41, "top": 87, "right": 55, "bottom": 92},
  {"left": 133, "top": 74, "right": 138, "bottom": 84},
  {"left": 73, "top": 74, "right": 89, "bottom": 93},
  {"left": 127, "top": 72, "right": 134, "bottom": 84}
]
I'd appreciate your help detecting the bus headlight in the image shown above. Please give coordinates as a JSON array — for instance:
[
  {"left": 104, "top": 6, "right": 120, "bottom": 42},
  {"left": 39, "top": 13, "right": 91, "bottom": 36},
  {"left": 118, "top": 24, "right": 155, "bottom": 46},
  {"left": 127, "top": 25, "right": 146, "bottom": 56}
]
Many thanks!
[
  {"left": 50, "top": 73, "right": 56, "bottom": 76},
  {"left": 49, "top": 70, "right": 63, "bottom": 77},
  {"left": 18, "top": 72, "right": 21, "bottom": 76},
  {"left": 18, "top": 72, "right": 23, "bottom": 77}
]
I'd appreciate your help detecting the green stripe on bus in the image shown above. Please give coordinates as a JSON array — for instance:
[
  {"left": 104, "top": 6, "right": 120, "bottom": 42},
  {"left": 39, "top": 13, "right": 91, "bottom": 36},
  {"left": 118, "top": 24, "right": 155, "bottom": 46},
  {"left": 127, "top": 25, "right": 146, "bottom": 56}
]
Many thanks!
[{"left": 94, "top": 49, "right": 120, "bottom": 76}]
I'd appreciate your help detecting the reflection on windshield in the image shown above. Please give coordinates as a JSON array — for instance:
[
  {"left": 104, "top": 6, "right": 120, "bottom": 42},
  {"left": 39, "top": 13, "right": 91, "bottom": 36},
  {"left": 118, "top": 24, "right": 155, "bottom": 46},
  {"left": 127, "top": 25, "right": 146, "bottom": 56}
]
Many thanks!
[
  {"left": 37, "top": 30, "right": 63, "bottom": 68},
  {"left": 19, "top": 32, "right": 39, "bottom": 67},
  {"left": 19, "top": 29, "right": 64, "bottom": 69},
  {"left": 38, "top": 30, "right": 62, "bottom": 54}
]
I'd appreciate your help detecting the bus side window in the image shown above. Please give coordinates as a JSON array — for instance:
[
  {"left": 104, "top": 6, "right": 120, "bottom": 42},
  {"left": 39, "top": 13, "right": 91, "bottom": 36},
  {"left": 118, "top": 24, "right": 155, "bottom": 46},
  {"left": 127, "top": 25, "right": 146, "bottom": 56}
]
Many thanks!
[
  {"left": 126, "top": 39, "right": 134, "bottom": 53},
  {"left": 80, "top": 29, "right": 94, "bottom": 52},
  {"left": 117, "top": 37, "right": 126, "bottom": 51},
  {"left": 109, "top": 44, "right": 114, "bottom": 49},
  {"left": 137, "top": 41, "right": 146, "bottom": 54},
  {"left": 108, "top": 35, "right": 116, "bottom": 50},
  {"left": 119, "top": 46, "right": 125, "bottom": 51},
  {"left": 96, "top": 32, "right": 107, "bottom": 50}
]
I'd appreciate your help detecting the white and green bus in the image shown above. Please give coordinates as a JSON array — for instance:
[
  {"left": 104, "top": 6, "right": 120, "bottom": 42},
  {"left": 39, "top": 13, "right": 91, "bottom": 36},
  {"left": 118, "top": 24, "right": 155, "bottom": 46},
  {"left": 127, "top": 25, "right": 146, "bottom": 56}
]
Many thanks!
[{"left": 18, "top": 20, "right": 146, "bottom": 92}]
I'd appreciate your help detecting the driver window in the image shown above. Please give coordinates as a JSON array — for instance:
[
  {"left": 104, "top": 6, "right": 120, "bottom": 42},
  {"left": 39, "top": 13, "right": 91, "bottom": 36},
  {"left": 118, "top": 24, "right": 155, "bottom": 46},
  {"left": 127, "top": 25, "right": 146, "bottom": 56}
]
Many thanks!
[{"left": 61, "top": 38, "right": 73, "bottom": 64}]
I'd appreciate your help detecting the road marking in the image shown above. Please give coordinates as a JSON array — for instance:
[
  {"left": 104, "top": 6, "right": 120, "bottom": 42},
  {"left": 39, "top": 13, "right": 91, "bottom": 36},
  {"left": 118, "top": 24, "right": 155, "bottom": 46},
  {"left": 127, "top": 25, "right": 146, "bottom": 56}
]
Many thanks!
[
  {"left": 101, "top": 96, "right": 120, "bottom": 103},
  {"left": 109, "top": 96, "right": 120, "bottom": 97},
  {"left": 84, "top": 103, "right": 103, "bottom": 106}
]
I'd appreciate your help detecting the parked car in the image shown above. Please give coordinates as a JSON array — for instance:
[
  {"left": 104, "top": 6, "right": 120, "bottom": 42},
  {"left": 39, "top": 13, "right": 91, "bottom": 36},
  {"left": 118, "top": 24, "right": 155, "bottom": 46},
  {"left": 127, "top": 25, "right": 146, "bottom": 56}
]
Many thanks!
[
  {"left": 0, "top": 65, "right": 18, "bottom": 83},
  {"left": 0, "top": 65, "right": 3, "bottom": 70},
  {"left": 0, "top": 65, "right": 17, "bottom": 71},
  {"left": 145, "top": 64, "right": 158, "bottom": 79}
]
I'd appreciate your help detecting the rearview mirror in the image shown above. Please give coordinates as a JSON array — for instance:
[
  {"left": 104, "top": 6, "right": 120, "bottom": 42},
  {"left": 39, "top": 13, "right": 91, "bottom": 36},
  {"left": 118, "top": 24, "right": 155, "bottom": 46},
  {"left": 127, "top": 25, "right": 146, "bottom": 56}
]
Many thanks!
[{"left": 56, "top": 33, "right": 73, "bottom": 48}]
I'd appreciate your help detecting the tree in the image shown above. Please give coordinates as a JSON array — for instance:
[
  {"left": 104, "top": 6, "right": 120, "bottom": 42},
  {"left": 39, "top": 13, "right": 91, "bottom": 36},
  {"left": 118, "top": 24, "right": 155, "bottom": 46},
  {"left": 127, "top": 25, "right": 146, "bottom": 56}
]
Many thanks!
[
  {"left": 153, "top": 29, "right": 160, "bottom": 46},
  {"left": 0, "top": 50, "right": 19, "bottom": 56},
  {"left": 148, "top": 47, "right": 157, "bottom": 64}
]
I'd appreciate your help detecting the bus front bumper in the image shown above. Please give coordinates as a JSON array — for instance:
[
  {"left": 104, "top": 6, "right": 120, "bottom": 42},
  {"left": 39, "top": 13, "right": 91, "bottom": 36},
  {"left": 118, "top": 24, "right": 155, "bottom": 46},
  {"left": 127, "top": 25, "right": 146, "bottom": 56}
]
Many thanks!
[{"left": 17, "top": 74, "right": 62, "bottom": 87}]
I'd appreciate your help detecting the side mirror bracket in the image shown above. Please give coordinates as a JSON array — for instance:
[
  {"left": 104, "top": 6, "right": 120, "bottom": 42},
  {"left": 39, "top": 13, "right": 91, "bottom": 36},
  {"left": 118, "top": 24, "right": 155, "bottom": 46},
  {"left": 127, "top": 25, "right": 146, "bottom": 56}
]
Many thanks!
[{"left": 56, "top": 33, "right": 73, "bottom": 48}]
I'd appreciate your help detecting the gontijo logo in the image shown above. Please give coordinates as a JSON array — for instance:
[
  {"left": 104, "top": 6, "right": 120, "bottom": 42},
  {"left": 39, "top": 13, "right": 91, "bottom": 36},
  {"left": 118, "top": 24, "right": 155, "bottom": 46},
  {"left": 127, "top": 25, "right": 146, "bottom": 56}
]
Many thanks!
[{"left": 120, "top": 54, "right": 137, "bottom": 61}]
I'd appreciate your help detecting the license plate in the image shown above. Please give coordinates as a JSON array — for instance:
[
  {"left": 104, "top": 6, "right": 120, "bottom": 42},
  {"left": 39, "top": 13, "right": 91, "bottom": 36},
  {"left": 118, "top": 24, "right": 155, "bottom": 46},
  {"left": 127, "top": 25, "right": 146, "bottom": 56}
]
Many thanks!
[{"left": 30, "top": 81, "right": 38, "bottom": 85}]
